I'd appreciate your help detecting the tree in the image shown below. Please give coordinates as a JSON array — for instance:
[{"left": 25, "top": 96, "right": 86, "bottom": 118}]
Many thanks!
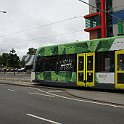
[
  {"left": 19, "top": 58, "right": 25, "bottom": 68},
  {"left": 0, "top": 55, "right": 2, "bottom": 68},
  {"left": 8, "top": 49, "right": 20, "bottom": 68},
  {"left": 27, "top": 48, "right": 37, "bottom": 55},
  {"left": 10, "top": 48, "right": 16, "bottom": 54},
  {"left": 1, "top": 53, "right": 9, "bottom": 67}
]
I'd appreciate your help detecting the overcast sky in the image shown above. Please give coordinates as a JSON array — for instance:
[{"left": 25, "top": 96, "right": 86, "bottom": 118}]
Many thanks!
[{"left": 0, "top": 0, "right": 89, "bottom": 57}]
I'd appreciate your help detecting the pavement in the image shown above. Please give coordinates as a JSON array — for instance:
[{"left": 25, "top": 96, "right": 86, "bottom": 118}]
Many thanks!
[
  {"left": 0, "top": 72, "right": 124, "bottom": 106},
  {"left": 66, "top": 89, "right": 124, "bottom": 106}
]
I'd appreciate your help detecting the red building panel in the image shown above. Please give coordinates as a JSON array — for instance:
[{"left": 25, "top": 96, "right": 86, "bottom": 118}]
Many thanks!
[
  {"left": 84, "top": 26, "right": 101, "bottom": 32},
  {"left": 100, "top": 0, "right": 106, "bottom": 38},
  {"left": 84, "top": 0, "right": 106, "bottom": 39},
  {"left": 84, "top": 12, "right": 100, "bottom": 19}
]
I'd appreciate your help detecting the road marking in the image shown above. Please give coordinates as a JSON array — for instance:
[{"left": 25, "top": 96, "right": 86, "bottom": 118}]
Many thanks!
[
  {"left": 27, "top": 114, "right": 61, "bottom": 124},
  {"left": 29, "top": 92, "right": 55, "bottom": 97},
  {"left": 48, "top": 90, "right": 63, "bottom": 93},
  {"left": 31, "top": 88, "right": 124, "bottom": 109},
  {"left": 8, "top": 89, "right": 15, "bottom": 92},
  {"left": 48, "top": 92, "right": 124, "bottom": 108}
]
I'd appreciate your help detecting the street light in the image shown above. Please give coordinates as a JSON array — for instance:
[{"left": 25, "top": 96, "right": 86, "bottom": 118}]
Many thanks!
[{"left": 0, "top": 11, "right": 7, "bottom": 13}]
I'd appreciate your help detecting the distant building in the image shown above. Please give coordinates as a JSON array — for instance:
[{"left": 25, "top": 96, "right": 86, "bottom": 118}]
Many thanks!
[
  {"left": 84, "top": 0, "right": 124, "bottom": 39},
  {"left": 24, "top": 54, "right": 35, "bottom": 70}
]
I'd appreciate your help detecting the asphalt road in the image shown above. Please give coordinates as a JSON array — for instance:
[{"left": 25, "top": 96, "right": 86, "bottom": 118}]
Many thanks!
[{"left": 0, "top": 84, "right": 124, "bottom": 124}]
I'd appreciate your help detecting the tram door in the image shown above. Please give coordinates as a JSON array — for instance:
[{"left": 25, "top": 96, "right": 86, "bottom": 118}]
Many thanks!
[
  {"left": 115, "top": 50, "right": 124, "bottom": 89},
  {"left": 77, "top": 53, "right": 95, "bottom": 87}
]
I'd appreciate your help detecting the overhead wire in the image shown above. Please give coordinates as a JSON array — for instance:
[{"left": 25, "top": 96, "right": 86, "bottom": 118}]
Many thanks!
[
  {"left": 1, "top": 0, "right": 123, "bottom": 40},
  {"left": 0, "top": 29, "right": 83, "bottom": 45},
  {"left": 0, "top": 15, "right": 83, "bottom": 38},
  {"left": 27, "top": 29, "right": 83, "bottom": 41},
  {"left": 0, "top": 1, "right": 96, "bottom": 45}
]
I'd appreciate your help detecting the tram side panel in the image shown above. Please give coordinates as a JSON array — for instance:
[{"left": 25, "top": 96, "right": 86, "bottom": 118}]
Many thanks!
[
  {"left": 31, "top": 50, "right": 124, "bottom": 90},
  {"left": 32, "top": 54, "right": 78, "bottom": 86},
  {"left": 31, "top": 36, "right": 124, "bottom": 90},
  {"left": 94, "top": 51, "right": 115, "bottom": 89}
]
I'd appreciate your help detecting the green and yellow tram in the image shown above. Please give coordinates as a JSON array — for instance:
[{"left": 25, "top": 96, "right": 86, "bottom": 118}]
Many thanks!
[{"left": 31, "top": 36, "right": 124, "bottom": 90}]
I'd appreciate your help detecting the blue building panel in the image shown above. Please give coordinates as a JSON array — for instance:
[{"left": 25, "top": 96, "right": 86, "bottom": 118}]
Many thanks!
[{"left": 112, "top": 9, "right": 124, "bottom": 24}]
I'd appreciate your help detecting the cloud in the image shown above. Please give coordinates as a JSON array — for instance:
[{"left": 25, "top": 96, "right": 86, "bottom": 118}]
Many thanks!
[{"left": 0, "top": 0, "right": 89, "bottom": 57}]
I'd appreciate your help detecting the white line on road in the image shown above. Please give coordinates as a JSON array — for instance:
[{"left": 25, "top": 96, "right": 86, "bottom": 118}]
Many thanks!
[
  {"left": 48, "top": 90, "right": 63, "bottom": 93},
  {"left": 48, "top": 91, "right": 124, "bottom": 108},
  {"left": 31, "top": 88, "right": 124, "bottom": 109},
  {"left": 8, "top": 89, "right": 15, "bottom": 92},
  {"left": 29, "top": 92, "right": 55, "bottom": 97},
  {"left": 27, "top": 114, "right": 62, "bottom": 124}
]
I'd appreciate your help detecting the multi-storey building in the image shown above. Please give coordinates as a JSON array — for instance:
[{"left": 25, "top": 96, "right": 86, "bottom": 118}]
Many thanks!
[{"left": 84, "top": 0, "right": 124, "bottom": 39}]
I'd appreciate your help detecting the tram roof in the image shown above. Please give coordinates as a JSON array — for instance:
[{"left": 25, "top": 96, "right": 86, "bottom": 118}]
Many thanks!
[{"left": 36, "top": 36, "right": 124, "bottom": 56}]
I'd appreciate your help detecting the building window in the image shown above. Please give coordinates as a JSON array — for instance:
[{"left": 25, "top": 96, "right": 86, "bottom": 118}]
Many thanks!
[
  {"left": 106, "top": 0, "right": 113, "bottom": 37},
  {"left": 96, "top": 0, "right": 100, "bottom": 12},
  {"left": 97, "top": 29, "right": 101, "bottom": 38},
  {"left": 85, "top": 15, "right": 100, "bottom": 29},
  {"left": 95, "top": 51, "right": 114, "bottom": 72}
]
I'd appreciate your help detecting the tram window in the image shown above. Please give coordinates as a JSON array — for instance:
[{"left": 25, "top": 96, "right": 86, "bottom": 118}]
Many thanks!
[
  {"left": 78, "top": 56, "right": 84, "bottom": 71},
  {"left": 58, "top": 54, "right": 76, "bottom": 72},
  {"left": 117, "top": 73, "right": 124, "bottom": 84},
  {"left": 105, "top": 58, "right": 110, "bottom": 71},
  {"left": 35, "top": 57, "right": 44, "bottom": 72},
  {"left": 87, "top": 56, "right": 93, "bottom": 70},
  {"left": 44, "top": 56, "right": 57, "bottom": 71},
  {"left": 95, "top": 51, "right": 114, "bottom": 72},
  {"left": 78, "top": 73, "right": 84, "bottom": 82},
  {"left": 117, "top": 54, "right": 124, "bottom": 71},
  {"left": 87, "top": 73, "right": 93, "bottom": 82}
]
